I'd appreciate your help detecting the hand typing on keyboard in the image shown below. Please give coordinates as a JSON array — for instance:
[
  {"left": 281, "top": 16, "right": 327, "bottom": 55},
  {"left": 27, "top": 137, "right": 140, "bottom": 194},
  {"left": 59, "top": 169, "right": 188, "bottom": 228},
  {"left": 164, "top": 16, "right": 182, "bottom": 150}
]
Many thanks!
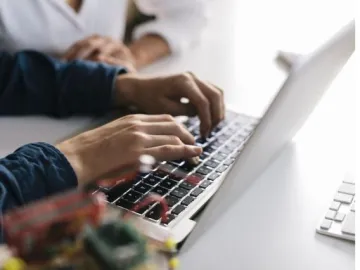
[
  {"left": 57, "top": 114, "right": 202, "bottom": 187},
  {"left": 114, "top": 72, "right": 225, "bottom": 137}
]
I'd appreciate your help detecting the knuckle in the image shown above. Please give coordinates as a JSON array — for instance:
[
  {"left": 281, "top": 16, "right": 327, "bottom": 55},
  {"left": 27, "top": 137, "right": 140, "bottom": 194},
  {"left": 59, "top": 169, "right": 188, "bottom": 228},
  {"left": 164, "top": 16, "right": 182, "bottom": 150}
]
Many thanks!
[
  {"left": 131, "top": 131, "right": 146, "bottom": 143},
  {"left": 161, "top": 145, "right": 173, "bottom": 153},
  {"left": 169, "top": 135, "right": 182, "bottom": 145},
  {"left": 161, "top": 114, "right": 174, "bottom": 122}
]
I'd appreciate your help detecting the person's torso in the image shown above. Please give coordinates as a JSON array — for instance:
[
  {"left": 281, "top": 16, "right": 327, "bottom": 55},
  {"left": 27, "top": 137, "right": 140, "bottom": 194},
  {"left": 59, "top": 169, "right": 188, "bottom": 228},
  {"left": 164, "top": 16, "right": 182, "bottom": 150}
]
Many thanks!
[{"left": 0, "top": 0, "right": 128, "bottom": 56}]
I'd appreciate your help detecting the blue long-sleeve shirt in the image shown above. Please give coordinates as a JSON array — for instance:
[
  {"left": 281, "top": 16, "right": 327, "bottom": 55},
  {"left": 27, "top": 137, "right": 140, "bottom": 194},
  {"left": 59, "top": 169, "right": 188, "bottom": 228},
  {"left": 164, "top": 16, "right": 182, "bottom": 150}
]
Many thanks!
[{"left": 0, "top": 51, "right": 126, "bottom": 242}]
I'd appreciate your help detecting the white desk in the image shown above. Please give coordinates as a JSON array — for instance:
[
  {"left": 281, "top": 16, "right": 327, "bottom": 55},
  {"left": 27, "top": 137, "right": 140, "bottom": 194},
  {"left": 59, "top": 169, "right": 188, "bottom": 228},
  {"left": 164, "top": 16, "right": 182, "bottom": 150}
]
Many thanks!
[{"left": 0, "top": 0, "right": 355, "bottom": 269}]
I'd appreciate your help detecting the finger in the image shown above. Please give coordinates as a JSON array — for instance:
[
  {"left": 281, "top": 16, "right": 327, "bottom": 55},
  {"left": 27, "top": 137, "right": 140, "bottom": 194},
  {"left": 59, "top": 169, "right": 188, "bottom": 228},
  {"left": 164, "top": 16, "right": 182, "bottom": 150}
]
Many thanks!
[
  {"left": 75, "top": 38, "right": 107, "bottom": 59},
  {"left": 211, "top": 83, "right": 226, "bottom": 121},
  {"left": 141, "top": 121, "right": 195, "bottom": 145},
  {"left": 175, "top": 75, "right": 212, "bottom": 137},
  {"left": 144, "top": 145, "right": 202, "bottom": 161},
  {"left": 124, "top": 114, "right": 177, "bottom": 123},
  {"left": 98, "top": 42, "right": 120, "bottom": 57},
  {"left": 189, "top": 73, "right": 224, "bottom": 128},
  {"left": 143, "top": 135, "right": 183, "bottom": 148},
  {"left": 160, "top": 99, "right": 197, "bottom": 117},
  {"left": 63, "top": 35, "right": 98, "bottom": 60}
]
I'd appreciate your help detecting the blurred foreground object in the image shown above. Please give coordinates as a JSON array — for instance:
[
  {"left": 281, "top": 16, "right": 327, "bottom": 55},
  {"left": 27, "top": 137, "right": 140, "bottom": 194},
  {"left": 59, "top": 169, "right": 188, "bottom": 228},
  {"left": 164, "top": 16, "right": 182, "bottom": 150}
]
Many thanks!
[{"left": 0, "top": 155, "right": 179, "bottom": 270}]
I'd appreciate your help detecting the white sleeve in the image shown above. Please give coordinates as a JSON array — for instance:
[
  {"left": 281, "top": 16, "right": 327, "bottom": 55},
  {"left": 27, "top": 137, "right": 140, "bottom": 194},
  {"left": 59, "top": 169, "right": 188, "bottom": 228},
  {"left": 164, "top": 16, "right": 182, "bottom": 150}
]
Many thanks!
[{"left": 133, "top": 0, "right": 209, "bottom": 53}]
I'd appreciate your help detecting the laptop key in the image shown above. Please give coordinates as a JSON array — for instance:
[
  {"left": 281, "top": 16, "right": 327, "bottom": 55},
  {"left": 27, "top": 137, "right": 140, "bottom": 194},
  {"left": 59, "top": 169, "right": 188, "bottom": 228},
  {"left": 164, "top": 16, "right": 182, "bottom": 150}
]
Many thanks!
[
  {"left": 146, "top": 204, "right": 162, "bottom": 220},
  {"left": 152, "top": 170, "right": 168, "bottom": 179},
  {"left": 115, "top": 199, "right": 134, "bottom": 210},
  {"left": 123, "top": 190, "right": 142, "bottom": 203},
  {"left": 106, "top": 182, "right": 133, "bottom": 202},
  {"left": 170, "top": 188, "right": 188, "bottom": 199},
  {"left": 165, "top": 196, "right": 179, "bottom": 208},
  {"left": 204, "top": 159, "right": 220, "bottom": 169},
  {"left": 172, "top": 205, "right": 186, "bottom": 215},
  {"left": 143, "top": 176, "right": 162, "bottom": 186},
  {"left": 162, "top": 214, "right": 176, "bottom": 225},
  {"left": 213, "top": 153, "right": 227, "bottom": 162},
  {"left": 133, "top": 183, "right": 152, "bottom": 194},
  {"left": 160, "top": 179, "right": 178, "bottom": 189},
  {"left": 200, "top": 180, "right": 212, "bottom": 189},
  {"left": 196, "top": 167, "right": 212, "bottom": 175},
  {"left": 182, "top": 196, "right": 195, "bottom": 206},
  {"left": 223, "top": 158, "right": 235, "bottom": 166},
  {"left": 219, "top": 148, "right": 233, "bottom": 155},
  {"left": 208, "top": 173, "right": 220, "bottom": 181},
  {"left": 152, "top": 186, "right": 168, "bottom": 196},
  {"left": 191, "top": 188, "right": 204, "bottom": 197},
  {"left": 216, "top": 165, "right": 228, "bottom": 173},
  {"left": 180, "top": 181, "right": 196, "bottom": 190}
]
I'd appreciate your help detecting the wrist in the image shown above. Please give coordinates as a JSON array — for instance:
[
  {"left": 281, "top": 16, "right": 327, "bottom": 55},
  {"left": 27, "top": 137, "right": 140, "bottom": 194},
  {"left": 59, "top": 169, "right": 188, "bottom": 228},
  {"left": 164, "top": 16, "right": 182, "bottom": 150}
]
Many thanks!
[
  {"left": 56, "top": 140, "right": 88, "bottom": 187},
  {"left": 114, "top": 74, "right": 139, "bottom": 107}
]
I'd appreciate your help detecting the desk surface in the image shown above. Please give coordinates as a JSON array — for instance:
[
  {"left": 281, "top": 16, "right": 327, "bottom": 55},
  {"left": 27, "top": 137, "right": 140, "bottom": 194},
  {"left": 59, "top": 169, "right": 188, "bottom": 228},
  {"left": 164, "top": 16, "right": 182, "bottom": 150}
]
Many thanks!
[{"left": 0, "top": 0, "right": 355, "bottom": 269}]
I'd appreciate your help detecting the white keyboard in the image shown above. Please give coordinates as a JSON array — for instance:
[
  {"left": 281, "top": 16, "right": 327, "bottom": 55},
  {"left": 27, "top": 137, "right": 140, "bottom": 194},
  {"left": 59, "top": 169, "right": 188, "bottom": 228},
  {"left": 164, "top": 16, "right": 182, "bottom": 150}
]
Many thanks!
[{"left": 316, "top": 172, "right": 355, "bottom": 241}]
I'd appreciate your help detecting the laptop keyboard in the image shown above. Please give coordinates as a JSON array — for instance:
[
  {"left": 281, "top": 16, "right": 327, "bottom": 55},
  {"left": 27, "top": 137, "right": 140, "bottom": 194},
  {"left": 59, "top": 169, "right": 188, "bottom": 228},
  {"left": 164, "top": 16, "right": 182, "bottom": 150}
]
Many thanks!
[{"left": 99, "top": 111, "right": 257, "bottom": 226}]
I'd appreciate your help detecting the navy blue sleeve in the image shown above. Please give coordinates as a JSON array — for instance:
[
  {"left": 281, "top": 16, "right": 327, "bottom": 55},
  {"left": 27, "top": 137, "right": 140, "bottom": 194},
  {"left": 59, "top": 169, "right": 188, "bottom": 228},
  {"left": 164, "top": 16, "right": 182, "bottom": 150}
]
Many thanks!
[
  {"left": 0, "top": 50, "right": 127, "bottom": 116},
  {"left": 0, "top": 143, "right": 77, "bottom": 242}
]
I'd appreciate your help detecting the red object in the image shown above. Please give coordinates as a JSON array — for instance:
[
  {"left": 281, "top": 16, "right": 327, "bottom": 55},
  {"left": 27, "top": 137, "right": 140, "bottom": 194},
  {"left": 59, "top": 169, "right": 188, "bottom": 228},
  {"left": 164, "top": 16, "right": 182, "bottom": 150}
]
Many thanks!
[{"left": 1, "top": 189, "right": 106, "bottom": 259}]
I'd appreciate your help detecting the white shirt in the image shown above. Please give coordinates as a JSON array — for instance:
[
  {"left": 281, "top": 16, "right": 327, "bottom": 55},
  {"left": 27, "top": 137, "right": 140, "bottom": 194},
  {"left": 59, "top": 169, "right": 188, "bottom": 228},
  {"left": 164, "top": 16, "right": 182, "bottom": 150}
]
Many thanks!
[{"left": 0, "top": 0, "right": 208, "bottom": 56}]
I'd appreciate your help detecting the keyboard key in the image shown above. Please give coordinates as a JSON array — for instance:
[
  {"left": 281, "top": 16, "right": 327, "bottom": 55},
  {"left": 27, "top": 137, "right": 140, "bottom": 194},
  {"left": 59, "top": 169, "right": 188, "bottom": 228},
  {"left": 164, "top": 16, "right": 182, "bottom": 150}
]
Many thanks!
[
  {"left": 170, "top": 188, "right": 188, "bottom": 199},
  {"left": 146, "top": 204, "right": 162, "bottom": 220},
  {"left": 338, "top": 183, "right": 355, "bottom": 195},
  {"left": 172, "top": 205, "right": 186, "bottom": 215},
  {"left": 341, "top": 211, "right": 355, "bottom": 235},
  {"left": 143, "top": 176, "right": 162, "bottom": 186},
  {"left": 334, "top": 212, "right": 345, "bottom": 222},
  {"left": 160, "top": 179, "right": 178, "bottom": 189},
  {"left": 208, "top": 173, "right": 220, "bottom": 181},
  {"left": 179, "top": 162, "right": 197, "bottom": 172},
  {"left": 182, "top": 196, "right": 194, "bottom": 206},
  {"left": 223, "top": 158, "right": 235, "bottom": 166},
  {"left": 204, "top": 159, "right": 220, "bottom": 169},
  {"left": 196, "top": 167, "right": 212, "bottom": 175},
  {"left": 191, "top": 188, "right": 204, "bottom": 197},
  {"left": 162, "top": 214, "right": 176, "bottom": 225},
  {"left": 190, "top": 128, "right": 200, "bottom": 136},
  {"left": 168, "top": 160, "right": 185, "bottom": 166},
  {"left": 195, "top": 137, "right": 209, "bottom": 146},
  {"left": 187, "top": 174, "right": 204, "bottom": 183},
  {"left": 116, "top": 199, "right": 134, "bottom": 210},
  {"left": 152, "top": 186, "right": 168, "bottom": 196},
  {"left": 158, "top": 163, "right": 178, "bottom": 174},
  {"left": 213, "top": 153, "right": 227, "bottom": 162},
  {"left": 165, "top": 196, "right": 179, "bottom": 208},
  {"left": 216, "top": 166, "right": 228, "bottom": 173},
  {"left": 325, "top": 210, "right": 336, "bottom": 220},
  {"left": 320, "top": 219, "right": 332, "bottom": 230},
  {"left": 152, "top": 170, "right": 168, "bottom": 179},
  {"left": 133, "top": 183, "right": 152, "bottom": 194},
  {"left": 106, "top": 182, "right": 133, "bottom": 202},
  {"left": 203, "top": 145, "right": 216, "bottom": 154},
  {"left": 180, "top": 181, "right": 196, "bottom": 190},
  {"left": 334, "top": 193, "right": 353, "bottom": 204},
  {"left": 219, "top": 148, "right": 233, "bottom": 155},
  {"left": 123, "top": 190, "right": 142, "bottom": 203},
  {"left": 199, "top": 152, "right": 210, "bottom": 161},
  {"left": 200, "top": 180, "right": 212, "bottom": 189},
  {"left": 329, "top": 201, "right": 341, "bottom": 211}
]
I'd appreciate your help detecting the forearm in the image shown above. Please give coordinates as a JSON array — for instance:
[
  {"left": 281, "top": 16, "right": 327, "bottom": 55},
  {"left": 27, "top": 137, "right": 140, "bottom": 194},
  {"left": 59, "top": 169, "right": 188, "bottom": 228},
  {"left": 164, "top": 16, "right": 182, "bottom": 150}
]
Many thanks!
[
  {"left": 128, "top": 34, "right": 171, "bottom": 68},
  {"left": 0, "top": 143, "right": 77, "bottom": 217},
  {"left": 0, "top": 51, "right": 127, "bottom": 116}
]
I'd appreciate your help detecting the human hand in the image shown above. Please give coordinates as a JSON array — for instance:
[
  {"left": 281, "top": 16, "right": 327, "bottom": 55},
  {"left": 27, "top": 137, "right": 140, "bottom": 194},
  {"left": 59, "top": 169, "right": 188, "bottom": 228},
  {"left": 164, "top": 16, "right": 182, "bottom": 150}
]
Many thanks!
[
  {"left": 63, "top": 34, "right": 136, "bottom": 72},
  {"left": 56, "top": 114, "right": 201, "bottom": 187},
  {"left": 114, "top": 72, "right": 225, "bottom": 137}
]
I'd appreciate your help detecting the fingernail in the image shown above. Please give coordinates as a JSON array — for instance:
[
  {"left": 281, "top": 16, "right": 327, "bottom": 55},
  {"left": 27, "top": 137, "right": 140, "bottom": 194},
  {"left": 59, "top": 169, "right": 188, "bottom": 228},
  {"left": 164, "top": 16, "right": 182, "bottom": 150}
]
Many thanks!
[
  {"left": 188, "top": 156, "right": 200, "bottom": 165},
  {"left": 190, "top": 146, "right": 202, "bottom": 155}
]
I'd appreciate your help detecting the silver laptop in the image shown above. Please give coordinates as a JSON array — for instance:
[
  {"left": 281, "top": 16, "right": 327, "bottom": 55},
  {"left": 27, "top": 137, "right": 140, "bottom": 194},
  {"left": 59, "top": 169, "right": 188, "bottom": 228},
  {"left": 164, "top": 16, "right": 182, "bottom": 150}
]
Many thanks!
[{"left": 102, "top": 20, "right": 355, "bottom": 244}]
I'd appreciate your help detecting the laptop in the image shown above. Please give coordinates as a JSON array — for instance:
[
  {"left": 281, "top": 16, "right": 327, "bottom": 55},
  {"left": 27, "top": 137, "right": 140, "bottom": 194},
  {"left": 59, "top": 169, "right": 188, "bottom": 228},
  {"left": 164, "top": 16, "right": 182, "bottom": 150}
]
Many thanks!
[{"left": 97, "top": 20, "right": 355, "bottom": 244}]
